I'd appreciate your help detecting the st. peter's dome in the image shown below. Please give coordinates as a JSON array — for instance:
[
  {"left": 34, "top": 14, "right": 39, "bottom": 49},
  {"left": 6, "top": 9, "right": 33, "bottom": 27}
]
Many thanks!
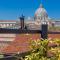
[{"left": 35, "top": 4, "right": 48, "bottom": 21}]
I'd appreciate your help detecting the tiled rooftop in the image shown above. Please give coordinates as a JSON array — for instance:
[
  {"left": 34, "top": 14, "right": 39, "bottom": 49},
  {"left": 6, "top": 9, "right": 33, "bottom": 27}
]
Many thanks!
[
  {"left": 0, "top": 33, "right": 60, "bottom": 54},
  {"left": 2, "top": 34, "right": 40, "bottom": 54},
  {"left": 0, "top": 20, "right": 16, "bottom": 22}
]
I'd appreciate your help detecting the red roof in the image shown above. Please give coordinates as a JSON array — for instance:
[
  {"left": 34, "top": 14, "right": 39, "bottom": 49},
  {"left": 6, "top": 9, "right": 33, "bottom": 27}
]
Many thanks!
[
  {"left": 1, "top": 33, "right": 60, "bottom": 54},
  {"left": 2, "top": 34, "right": 40, "bottom": 54},
  {"left": 0, "top": 20, "right": 16, "bottom": 22}
]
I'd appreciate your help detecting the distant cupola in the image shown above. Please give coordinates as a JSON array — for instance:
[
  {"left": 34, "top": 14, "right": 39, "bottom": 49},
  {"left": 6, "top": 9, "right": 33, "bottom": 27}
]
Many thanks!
[{"left": 34, "top": 4, "right": 48, "bottom": 22}]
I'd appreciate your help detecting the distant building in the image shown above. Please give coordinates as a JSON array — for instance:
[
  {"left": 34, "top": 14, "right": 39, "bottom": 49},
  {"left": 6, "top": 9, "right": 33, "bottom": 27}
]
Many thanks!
[
  {"left": 0, "top": 20, "right": 20, "bottom": 29},
  {"left": 0, "top": 4, "right": 60, "bottom": 30}
]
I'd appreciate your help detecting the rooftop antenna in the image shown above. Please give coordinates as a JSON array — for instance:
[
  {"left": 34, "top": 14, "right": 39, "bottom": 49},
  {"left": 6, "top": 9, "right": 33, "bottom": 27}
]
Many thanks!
[
  {"left": 41, "top": 0, "right": 42, "bottom": 4},
  {"left": 40, "top": 0, "right": 47, "bottom": 5}
]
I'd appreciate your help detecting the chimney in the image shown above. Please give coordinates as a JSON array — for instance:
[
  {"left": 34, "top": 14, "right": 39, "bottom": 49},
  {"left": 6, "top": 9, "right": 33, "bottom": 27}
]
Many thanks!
[
  {"left": 41, "top": 22, "right": 48, "bottom": 39},
  {"left": 20, "top": 15, "right": 25, "bottom": 30}
]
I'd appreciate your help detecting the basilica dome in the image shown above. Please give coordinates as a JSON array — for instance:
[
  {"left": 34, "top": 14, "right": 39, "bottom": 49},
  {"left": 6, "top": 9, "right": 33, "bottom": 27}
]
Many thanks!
[{"left": 35, "top": 4, "right": 48, "bottom": 20}]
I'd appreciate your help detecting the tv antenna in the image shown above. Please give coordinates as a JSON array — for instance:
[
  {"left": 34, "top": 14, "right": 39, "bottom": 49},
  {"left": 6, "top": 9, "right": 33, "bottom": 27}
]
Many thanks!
[{"left": 41, "top": 0, "right": 43, "bottom": 4}]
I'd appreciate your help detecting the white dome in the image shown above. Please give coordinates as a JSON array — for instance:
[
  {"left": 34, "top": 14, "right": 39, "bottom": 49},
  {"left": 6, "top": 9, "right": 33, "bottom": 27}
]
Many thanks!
[{"left": 35, "top": 4, "right": 48, "bottom": 20}]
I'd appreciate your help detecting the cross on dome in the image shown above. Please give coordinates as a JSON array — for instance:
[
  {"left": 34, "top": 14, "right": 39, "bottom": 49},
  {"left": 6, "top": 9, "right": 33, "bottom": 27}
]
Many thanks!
[{"left": 40, "top": 4, "right": 43, "bottom": 8}]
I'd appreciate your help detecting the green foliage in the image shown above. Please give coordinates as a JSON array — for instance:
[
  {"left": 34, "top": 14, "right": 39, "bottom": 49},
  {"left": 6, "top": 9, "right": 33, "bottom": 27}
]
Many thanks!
[
  {"left": 49, "top": 26, "right": 60, "bottom": 31},
  {"left": 0, "top": 55, "right": 4, "bottom": 58},
  {"left": 23, "top": 39, "right": 60, "bottom": 60}
]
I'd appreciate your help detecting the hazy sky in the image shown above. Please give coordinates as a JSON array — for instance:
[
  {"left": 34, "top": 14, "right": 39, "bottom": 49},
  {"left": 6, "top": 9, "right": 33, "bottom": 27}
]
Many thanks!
[{"left": 0, "top": 0, "right": 60, "bottom": 20}]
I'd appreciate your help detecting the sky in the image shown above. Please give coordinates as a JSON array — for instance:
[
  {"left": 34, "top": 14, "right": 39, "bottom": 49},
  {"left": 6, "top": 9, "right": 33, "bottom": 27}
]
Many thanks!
[{"left": 0, "top": 0, "right": 60, "bottom": 20}]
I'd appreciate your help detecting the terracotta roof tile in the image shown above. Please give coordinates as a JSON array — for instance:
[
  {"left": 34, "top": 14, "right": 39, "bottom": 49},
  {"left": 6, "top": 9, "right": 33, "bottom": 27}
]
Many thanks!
[
  {"left": 2, "top": 34, "right": 40, "bottom": 54},
  {"left": 1, "top": 33, "right": 60, "bottom": 54},
  {"left": 0, "top": 20, "right": 16, "bottom": 22}
]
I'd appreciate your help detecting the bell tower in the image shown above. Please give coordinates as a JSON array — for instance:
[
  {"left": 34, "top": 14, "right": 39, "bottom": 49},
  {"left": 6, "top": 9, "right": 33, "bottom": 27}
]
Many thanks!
[{"left": 20, "top": 14, "right": 25, "bottom": 30}]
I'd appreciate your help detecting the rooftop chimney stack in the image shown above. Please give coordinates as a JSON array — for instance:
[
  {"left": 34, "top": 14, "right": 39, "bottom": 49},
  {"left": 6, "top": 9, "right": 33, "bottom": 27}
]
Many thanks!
[{"left": 41, "top": 21, "right": 48, "bottom": 39}]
